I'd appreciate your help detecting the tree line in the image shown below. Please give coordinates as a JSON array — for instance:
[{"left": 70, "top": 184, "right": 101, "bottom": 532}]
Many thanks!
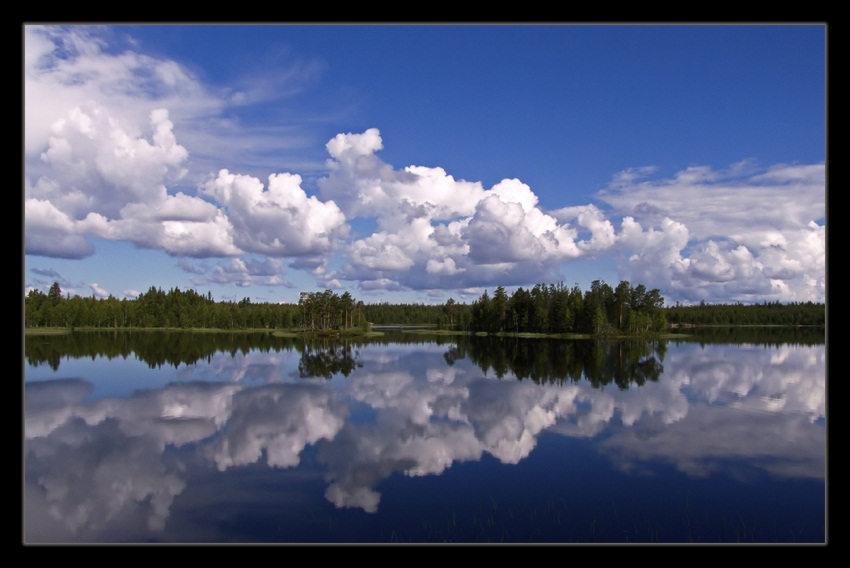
[
  {"left": 23, "top": 282, "right": 455, "bottom": 331},
  {"left": 466, "top": 281, "right": 667, "bottom": 335},
  {"left": 25, "top": 283, "right": 308, "bottom": 331},
  {"left": 25, "top": 280, "right": 824, "bottom": 333},
  {"left": 665, "top": 300, "right": 825, "bottom": 327}
]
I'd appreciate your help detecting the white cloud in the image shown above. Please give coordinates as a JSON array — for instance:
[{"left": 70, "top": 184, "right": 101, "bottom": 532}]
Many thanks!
[
  {"left": 201, "top": 169, "right": 348, "bottom": 257},
  {"left": 426, "top": 256, "right": 462, "bottom": 276},
  {"left": 598, "top": 162, "right": 825, "bottom": 239},
  {"left": 465, "top": 195, "right": 567, "bottom": 264},
  {"left": 24, "top": 25, "right": 340, "bottom": 268},
  {"left": 598, "top": 162, "right": 825, "bottom": 303},
  {"left": 314, "top": 128, "right": 825, "bottom": 302},
  {"left": 24, "top": 26, "right": 223, "bottom": 163},
  {"left": 24, "top": 195, "right": 94, "bottom": 259},
  {"left": 319, "top": 129, "right": 609, "bottom": 292},
  {"left": 24, "top": 101, "right": 245, "bottom": 259},
  {"left": 204, "top": 257, "right": 291, "bottom": 288},
  {"left": 24, "top": 26, "right": 825, "bottom": 304},
  {"left": 89, "top": 283, "right": 109, "bottom": 298},
  {"left": 31, "top": 104, "right": 187, "bottom": 220},
  {"left": 320, "top": 129, "right": 488, "bottom": 224},
  {"left": 551, "top": 204, "right": 617, "bottom": 255}
]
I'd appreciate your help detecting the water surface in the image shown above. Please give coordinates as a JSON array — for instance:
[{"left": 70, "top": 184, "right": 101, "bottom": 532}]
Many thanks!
[{"left": 24, "top": 329, "right": 826, "bottom": 543}]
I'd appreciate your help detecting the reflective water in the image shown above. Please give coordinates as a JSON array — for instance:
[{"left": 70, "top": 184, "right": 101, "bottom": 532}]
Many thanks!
[{"left": 24, "top": 329, "right": 826, "bottom": 543}]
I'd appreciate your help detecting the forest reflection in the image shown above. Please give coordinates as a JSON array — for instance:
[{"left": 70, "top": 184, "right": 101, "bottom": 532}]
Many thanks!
[
  {"left": 26, "top": 327, "right": 824, "bottom": 388},
  {"left": 24, "top": 328, "right": 825, "bottom": 543},
  {"left": 25, "top": 330, "right": 668, "bottom": 389},
  {"left": 447, "top": 335, "right": 666, "bottom": 389}
]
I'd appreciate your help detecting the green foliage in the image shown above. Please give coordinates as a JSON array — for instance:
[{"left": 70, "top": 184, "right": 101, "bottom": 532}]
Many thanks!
[
  {"left": 468, "top": 280, "right": 667, "bottom": 336},
  {"left": 665, "top": 300, "right": 824, "bottom": 327},
  {"left": 298, "top": 289, "right": 361, "bottom": 331},
  {"left": 362, "top": 301, "right": 454, "bottom": 327},
  {"left": 26, "top": 282, "right": 303, "bottom": 331},
  {"left": 24, "top": 281, "right": 453, "bottom": 331},
  {"left": 457, "top": 334, "right": 667, "bottom": 389},
  {"left": 25, "top": 280, "right": 824, "bottom": 334},
  {"left": 464, "top": 281, "right": 823, "bottom": 335}
]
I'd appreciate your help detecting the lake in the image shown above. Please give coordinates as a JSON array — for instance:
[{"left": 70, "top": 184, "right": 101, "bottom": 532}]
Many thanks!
[{"left": 23, "top": 328, "right": 826, "bottom": 544}]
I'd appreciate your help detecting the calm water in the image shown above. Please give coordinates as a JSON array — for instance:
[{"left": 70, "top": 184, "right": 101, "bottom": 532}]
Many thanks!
[{"left": 24, "top": 329, "right": 826, "bottom": 544}]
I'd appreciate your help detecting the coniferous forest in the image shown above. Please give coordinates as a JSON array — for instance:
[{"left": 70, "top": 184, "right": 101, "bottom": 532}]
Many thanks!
[{"left": 24, "top": 280, "right": 824, "bottom": 334}]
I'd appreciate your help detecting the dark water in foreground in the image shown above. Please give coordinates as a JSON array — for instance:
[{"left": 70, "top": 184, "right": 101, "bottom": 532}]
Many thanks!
[{"left": 24, "top": 329, "right": 826, "bottom": 544}]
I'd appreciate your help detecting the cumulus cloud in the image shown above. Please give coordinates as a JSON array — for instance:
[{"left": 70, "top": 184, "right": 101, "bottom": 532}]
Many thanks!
[
  {"left": 24, "top": 26, "right": 223, "bottom": 163},
  {"left": 25, "top": 101, "right": 242, "bottom": 259},
  {"left": 317, "top": 128, "right": 825, "bottom": 303},
  {"left": 202, "top": 257, "right": 292, "bottom": 289},
  {"left": 317, "top": 129, "right": 617, "bottom": 292},
  {"left": 201, "top": 169, "right": 347, "bottom": 257},
  {"left": 24, "top": 191, "right": 96, "bottom": 259},
  {"left": 38, "top": 105, "right": 189, "bottom": 217},
  {"left": 24, "top": 25, "right": 347, "bottom": 285},
  {"left": 24, "top": 26, "right": 825, "bottom": 304},
  {"left": 598, "top": 162, "right": 826, "bottom": 303},
  {"left": 320, "top": 128, "right": 488, "bottom": 225}
]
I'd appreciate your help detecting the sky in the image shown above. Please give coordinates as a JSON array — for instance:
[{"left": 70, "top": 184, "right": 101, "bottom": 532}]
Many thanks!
[{"left": 23, "top": 23, "right": 827, "bottom": 306}]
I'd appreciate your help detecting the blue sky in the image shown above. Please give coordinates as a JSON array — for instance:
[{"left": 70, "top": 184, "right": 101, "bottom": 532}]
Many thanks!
[{"left": 24, "top": 24, "right": 826, "bottom": 306}]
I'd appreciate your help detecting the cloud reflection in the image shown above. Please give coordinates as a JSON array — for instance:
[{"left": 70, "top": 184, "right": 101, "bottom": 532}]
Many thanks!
[{"left": 24, "top": 339, "right": 825, "bottom": 541}]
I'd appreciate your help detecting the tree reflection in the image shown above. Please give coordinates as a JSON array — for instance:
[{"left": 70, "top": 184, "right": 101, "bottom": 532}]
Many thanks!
[
  {"left": 24, "top": 330, "right": 301, "bottom": 371},
  {"left": 27, "top": 327, "right": 823, "bottom": 391},
  {"left": 298, "top": 338, "right": 363, "bottom": 379},
  {"left": 454, "top": 335, "right": 667, "bottom": 389},
  {"left": 24, "top": 331, "right": 825, "bottom": 543}
]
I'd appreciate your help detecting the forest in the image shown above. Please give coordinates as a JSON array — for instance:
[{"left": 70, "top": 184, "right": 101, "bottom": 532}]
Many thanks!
[
  {"left": 665, "top": 300, "right": 825, "bottom": 327},
  {"left": 24, "top": 280, "right": 824, "bottom": 333},
  {"left": 466, "top": 281, "right": 667, "bottom": 335},
  {"left": 23, "top": 282, "right": 435, "bottom": 332},
  {"left": 24, "top": 283, "right": 361, "bottom": 332}
]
